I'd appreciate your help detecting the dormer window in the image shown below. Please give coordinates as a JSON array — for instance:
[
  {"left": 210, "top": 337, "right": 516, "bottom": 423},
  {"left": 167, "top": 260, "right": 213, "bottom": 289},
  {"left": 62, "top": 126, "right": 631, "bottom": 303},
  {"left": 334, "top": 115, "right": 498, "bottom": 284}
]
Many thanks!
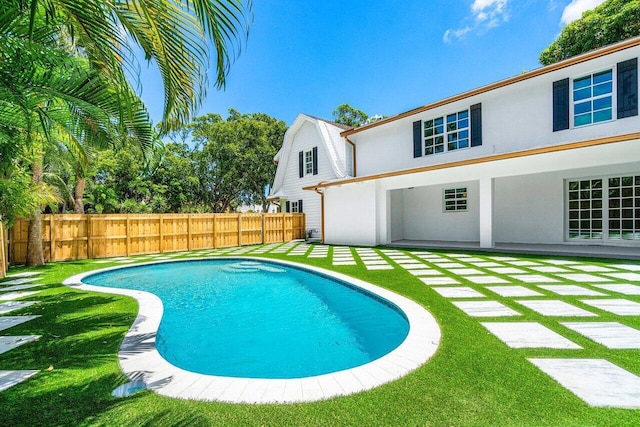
[
  {"left": 305, "top": 150, "right": 314, "bottom": 174},
  {"left": 298, "top": 147, "right": 318, "bottom": 178}
]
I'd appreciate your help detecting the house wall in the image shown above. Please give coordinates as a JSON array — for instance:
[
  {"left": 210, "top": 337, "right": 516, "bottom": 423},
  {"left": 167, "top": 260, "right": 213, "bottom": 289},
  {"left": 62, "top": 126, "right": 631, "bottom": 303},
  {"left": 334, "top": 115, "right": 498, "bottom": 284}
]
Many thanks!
[
  {"left": 350, "top": 45, "right": 640, "bottom": 178},
  {"left": 494, "top": 162, "right": 640, "bottom": 244},
  {"left": 280, "top": 122, "right": 338, "bottom": 233},
  {"left": 323, "top": 181, "right": 378, "bottom": 246},
  {"left": 323, "top": 139, "right": 639, "bottom": 247},
  {"left": 389, "top": 190, "right": 404, "bottom": 241},
  {"left": 396, "top": 181, "right": 480, "bottom": 242}
]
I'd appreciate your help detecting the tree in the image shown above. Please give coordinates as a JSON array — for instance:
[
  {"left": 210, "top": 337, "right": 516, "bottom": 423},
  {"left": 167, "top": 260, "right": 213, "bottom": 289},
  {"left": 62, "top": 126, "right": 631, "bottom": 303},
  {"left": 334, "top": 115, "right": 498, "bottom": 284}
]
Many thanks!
[
  {"left": 332, "top": 104, "right": 369, "bottom": 127},
  {"left": 15, "top": 0, "right": 252, "bottom": 131},
  {"left": 0, "top": 7, "right": 157, "bottom": 265},
  {"left": 539, "top": 0, "right": 640, "bottom": 65},
  {"left": 190, "top": 110, "right": 287, "bottom": 212}
]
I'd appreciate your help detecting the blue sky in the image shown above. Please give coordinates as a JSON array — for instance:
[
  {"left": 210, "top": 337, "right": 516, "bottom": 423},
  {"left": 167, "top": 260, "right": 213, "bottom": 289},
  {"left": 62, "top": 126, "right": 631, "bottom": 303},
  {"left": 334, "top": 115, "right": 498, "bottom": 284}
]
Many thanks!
[{"left": 139, "top": 0, "right": 606, "bottom": 127}]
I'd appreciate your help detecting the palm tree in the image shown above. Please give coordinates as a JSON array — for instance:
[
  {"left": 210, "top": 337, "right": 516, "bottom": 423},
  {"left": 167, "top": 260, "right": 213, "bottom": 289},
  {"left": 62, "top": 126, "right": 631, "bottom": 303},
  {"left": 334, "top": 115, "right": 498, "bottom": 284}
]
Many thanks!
[
  {"left": 24, "top": 0, "right": 253, "bottom": 131},
  {"left": 2, "top": 0, "right": 251, "bottom": 265},
  {"left": 1, "top": 8, "right": 157, "bottom": 266}
]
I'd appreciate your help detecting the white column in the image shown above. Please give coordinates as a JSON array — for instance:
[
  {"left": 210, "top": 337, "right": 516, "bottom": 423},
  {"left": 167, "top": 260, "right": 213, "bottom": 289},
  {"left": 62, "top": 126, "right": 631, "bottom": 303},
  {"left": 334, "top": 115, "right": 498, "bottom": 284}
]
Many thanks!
[{"left": 479, "top": 177, "right": 495, "bottom": 248}]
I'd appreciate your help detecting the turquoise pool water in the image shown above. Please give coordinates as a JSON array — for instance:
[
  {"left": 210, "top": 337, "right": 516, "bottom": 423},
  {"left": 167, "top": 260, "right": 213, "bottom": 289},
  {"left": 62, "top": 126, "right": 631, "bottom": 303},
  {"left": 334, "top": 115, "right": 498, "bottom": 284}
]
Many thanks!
[{"left": 83, "top": 259, "right": 410, "bottom": 379}]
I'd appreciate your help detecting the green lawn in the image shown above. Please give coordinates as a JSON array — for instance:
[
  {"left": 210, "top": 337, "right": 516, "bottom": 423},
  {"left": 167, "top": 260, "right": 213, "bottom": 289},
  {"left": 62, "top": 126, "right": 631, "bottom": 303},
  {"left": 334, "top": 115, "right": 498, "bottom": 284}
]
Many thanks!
[{"left": 1, "top": 245, "right": 640, "bottom": 426}]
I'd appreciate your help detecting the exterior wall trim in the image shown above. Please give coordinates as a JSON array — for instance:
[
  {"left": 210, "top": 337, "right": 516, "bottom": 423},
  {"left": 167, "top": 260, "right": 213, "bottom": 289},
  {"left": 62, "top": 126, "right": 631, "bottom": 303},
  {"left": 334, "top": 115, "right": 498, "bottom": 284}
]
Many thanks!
[
  {"left": 304, "top": 132, "right": 640, "bottom": 191},
  {"left": 341, "top": 37, "right": 640, "bottom": 137}
]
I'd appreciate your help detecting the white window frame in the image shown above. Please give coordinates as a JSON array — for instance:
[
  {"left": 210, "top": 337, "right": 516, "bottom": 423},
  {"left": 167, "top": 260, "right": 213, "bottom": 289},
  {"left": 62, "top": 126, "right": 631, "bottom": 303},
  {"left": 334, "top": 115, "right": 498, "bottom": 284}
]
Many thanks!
[
  {"left": 572, "top": 67, "right": 615, "bottom": 128},
  {"left": 443, "top": 187, "right": 468, "bottom": 212},
  {"left": 566, "top": 174, "right": 640, "bottom": 243},
  {"left": 290, "top": 201, "right": 299, "bottom": 213},
  {"left": 305, "top": 150, "right": 313, "bottom": 175},
  {"left": 423, "top": 109, "right": 470, "bottom": 156}
]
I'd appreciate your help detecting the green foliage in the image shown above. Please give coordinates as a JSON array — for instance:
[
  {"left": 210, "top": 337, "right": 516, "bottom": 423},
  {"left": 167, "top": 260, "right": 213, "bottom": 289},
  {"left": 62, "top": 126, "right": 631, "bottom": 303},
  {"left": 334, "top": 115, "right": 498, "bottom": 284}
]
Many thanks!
[
  {"left": 332, "top": 103, "right": 369, "bottom": 127},
  {"left": 540, "top": 0, "right": 640, "bottom": 65},
  {"left": 80, "top": 110, "right": 287, "bottom": 215},
  {"left": 190, "top": 110, "right": 287, "bottom": 212}
]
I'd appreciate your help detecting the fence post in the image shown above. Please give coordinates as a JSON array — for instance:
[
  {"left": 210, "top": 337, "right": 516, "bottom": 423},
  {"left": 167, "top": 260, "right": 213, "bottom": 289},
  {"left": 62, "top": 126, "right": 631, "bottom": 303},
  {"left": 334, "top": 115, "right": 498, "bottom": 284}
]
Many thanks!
[
  {"left": 281, "top": 213, "right": 286, "bottom": 243},
  {"left": 86, "top": 215, "right": 92, "bottom": 259},
  {"left": 187, "top": 214, "right": 192, "bottom": 251},
  {"left": 50, "top": 214, "right": 56, "bottom": 262},
  {"left": 261, "top": 214, "right": 265, "bottom": 244},
  {"left": 125, "top": 214, "right": 131, "bottom": 257},
  {"left": 237, "top": 213, "right": 242, "bottom": 246},
  {"left": 212, "top": 214, "right": 217, "bottom": 249},
  {"left": 159, "top": 215, "right": 163, "bottom": 254}
]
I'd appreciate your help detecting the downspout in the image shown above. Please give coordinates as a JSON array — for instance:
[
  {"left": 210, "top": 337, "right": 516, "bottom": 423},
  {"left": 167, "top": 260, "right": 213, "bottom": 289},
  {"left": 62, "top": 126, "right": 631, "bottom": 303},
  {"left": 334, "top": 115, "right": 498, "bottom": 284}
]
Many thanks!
[
  {"left": 313, "top": 183, "right": 327, "bottom": 243},
  {"left": 345, "top": 137, "right": 357, "bottom": 177}
]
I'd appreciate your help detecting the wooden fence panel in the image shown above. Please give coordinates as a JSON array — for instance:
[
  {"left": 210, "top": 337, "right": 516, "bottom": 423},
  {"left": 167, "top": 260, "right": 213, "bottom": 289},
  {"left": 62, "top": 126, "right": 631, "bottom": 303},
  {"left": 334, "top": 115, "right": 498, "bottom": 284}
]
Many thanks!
[
  {"left": 214, "top": 214, "right": 239, "bottom": 248},
  {"left": 263, "top": 214, "right": 283, "bottom": 244},
  {"left": 8, "top": 212, "right": 304, "bottom": 265},
  {"left": 241, "top": 214, "right": 263, "bottom": 246},
  {"left": 52, "top": 214, "right": 88, "bottom": 261},
  {"left": 190, "top": 215, "right": 215, "bottom": 250},
  {"left": 129, "top": 215, "right": 161, "bottom": 255}
]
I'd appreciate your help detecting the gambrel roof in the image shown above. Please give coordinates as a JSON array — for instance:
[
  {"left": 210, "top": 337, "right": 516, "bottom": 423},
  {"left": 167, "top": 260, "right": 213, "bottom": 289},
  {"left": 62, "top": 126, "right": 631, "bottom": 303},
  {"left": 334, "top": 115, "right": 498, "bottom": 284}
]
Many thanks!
[{"left": 270, "top": 114, "right": 352, "bottom": 198}]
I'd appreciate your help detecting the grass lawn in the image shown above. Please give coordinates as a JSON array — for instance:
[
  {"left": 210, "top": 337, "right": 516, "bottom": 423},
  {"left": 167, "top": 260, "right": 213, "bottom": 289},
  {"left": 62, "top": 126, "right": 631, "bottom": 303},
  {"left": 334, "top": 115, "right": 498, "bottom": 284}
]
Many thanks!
[{"left": 1, "top": 244, "right": 640, "bottom": 426}]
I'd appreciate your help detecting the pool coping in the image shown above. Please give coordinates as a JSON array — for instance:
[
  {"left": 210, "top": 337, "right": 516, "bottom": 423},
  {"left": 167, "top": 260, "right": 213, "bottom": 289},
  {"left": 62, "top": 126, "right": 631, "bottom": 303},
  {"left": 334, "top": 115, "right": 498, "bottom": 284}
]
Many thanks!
[{"left": 63, "top": 257, "right": 441, "bottom": 404}]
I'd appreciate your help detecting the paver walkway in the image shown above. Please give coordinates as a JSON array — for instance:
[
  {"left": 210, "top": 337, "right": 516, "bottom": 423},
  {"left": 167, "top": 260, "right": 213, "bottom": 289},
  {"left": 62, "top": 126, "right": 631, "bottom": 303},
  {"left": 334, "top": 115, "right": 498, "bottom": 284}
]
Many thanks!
[{"left": 0, "top": 271, "right": 43, "bottom": 392}]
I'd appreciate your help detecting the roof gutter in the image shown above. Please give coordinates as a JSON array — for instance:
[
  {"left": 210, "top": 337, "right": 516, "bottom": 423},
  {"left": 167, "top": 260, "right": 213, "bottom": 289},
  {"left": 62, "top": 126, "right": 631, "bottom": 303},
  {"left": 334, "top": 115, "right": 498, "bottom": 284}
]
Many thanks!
[{"left": 311, "top": 182, "right": 327, "bottom": 243}]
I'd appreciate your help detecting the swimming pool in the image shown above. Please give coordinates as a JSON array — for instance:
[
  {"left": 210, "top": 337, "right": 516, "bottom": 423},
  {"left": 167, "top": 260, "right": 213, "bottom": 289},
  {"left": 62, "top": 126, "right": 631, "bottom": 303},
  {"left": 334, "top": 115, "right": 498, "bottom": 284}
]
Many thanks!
[
  {"left": 64, "top": 256, "right": 441, "bottom": 403},
  {"left": 82, "top": 259, "right": 410, "bottom": 378}
]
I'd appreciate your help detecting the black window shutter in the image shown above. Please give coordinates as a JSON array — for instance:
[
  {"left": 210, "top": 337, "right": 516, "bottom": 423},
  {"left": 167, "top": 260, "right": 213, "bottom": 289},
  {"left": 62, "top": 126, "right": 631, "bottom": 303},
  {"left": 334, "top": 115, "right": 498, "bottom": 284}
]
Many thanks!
[
  {"left": 298, "top": 199, "right": 303, "bottom": 213},
  {"left": 312, "top": 147, "right": 318, "bottom": 175},
  {"left": 413, "top": 120, "right": 422, "bottom": 158},
  {"left": 617, "top": 58, "right": 638, "bottom": 119},
  {"left": 470, "top": 103, "right": 482, "bottom": 147},
  {"left": 285, "top": 201, "right": 290, "bottom": 213},
  {"left": 298, "top": 151, "right": 304, "bottom": 178},
  {"left": 553, "top": 78, "right": 570, "bottom": 131}
]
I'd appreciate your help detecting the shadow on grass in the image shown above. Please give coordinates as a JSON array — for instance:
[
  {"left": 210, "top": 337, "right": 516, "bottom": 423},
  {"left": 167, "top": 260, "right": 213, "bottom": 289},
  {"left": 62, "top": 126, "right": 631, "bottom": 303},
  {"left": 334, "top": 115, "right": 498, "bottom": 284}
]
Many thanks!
[{"left": 0, "top": 278, "right": 147, "bottom": 426}]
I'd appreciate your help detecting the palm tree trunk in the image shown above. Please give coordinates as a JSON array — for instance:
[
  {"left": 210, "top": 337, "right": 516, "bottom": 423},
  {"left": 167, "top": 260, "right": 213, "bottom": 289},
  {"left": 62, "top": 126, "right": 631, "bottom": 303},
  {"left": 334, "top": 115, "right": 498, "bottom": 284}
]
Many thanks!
[
  {"left": 74, "top": 176, "right": 86, "bottom": 214},
  {"left": 26, "top": 155, "right": 44, "bottom": 267}
]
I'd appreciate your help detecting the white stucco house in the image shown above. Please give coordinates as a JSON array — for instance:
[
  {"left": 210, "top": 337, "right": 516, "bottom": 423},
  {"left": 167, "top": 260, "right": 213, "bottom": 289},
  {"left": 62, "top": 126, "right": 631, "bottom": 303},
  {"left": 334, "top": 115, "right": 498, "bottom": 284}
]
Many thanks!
[
  {"left": 272, "top": 37, "right": 640, "bottom": 251},
  {"left": 268, "top": 114, "right": 353, "bottom": 237}
]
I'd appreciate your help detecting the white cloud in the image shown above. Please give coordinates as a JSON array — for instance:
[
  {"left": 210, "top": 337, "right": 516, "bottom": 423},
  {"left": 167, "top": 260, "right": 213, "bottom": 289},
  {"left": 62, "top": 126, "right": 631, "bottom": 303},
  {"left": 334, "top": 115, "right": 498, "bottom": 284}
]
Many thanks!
[
  {"left": 443, "top": 0, "right": 510, "bottom": 43},
  {"left": 443, "top": 27, "right": 472, "bottom": 43},
  {"left": 560, "top": 0, "right": 606, "bottom": 25}
]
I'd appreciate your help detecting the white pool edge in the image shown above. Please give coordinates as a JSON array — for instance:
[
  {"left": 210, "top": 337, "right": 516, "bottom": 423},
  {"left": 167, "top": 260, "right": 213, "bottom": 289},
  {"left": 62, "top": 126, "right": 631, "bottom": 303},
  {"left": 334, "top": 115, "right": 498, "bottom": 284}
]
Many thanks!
[{"left": 63, "top": 257, "right": 441, "bottom": 404}]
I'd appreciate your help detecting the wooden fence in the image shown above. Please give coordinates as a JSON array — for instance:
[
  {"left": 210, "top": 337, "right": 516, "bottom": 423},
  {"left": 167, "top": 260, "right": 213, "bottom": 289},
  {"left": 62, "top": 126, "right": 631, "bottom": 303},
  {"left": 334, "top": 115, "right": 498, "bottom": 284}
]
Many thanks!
[{"left": 8, "top": 213, "right": 305, "bottom": 265}]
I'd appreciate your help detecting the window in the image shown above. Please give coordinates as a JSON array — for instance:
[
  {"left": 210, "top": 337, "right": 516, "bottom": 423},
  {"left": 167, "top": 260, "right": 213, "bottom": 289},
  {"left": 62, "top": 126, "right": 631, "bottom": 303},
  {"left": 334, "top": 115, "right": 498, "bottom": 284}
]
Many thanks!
[
  {"left": 423, "top": 110, "right": 469, "bottom": 156},
  {"left": 573, "top": 69, "right": 613, "bottom": 127},
  {"left": 299, "top": 147, "right": 317, "bottom": 177},
  {"left": 568, "top": 179, "right": 603, "bottom": 239},
  {"left": 424, "top": 117, "right": 444, "bottom": 155},
  {"left": 446, "top": 111, "right": 469, "bottom": 151},
  {"left": 305, "top": 150, "right": 313, "bottom": 175},
  {"left": 608, "top": 176, "right": 640, "bottom": 240},
  {"left": 567, "top": 175, "right": 640, "bottom": 241},
  {"left": 444, "top": 187, "right": 467, "bottom": 212},
  {"left": 290, "top": 201, "right": 299, "bottom": 213},
  {"left": 414, "top": 103, "right": 481, "bottom": 158}
]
